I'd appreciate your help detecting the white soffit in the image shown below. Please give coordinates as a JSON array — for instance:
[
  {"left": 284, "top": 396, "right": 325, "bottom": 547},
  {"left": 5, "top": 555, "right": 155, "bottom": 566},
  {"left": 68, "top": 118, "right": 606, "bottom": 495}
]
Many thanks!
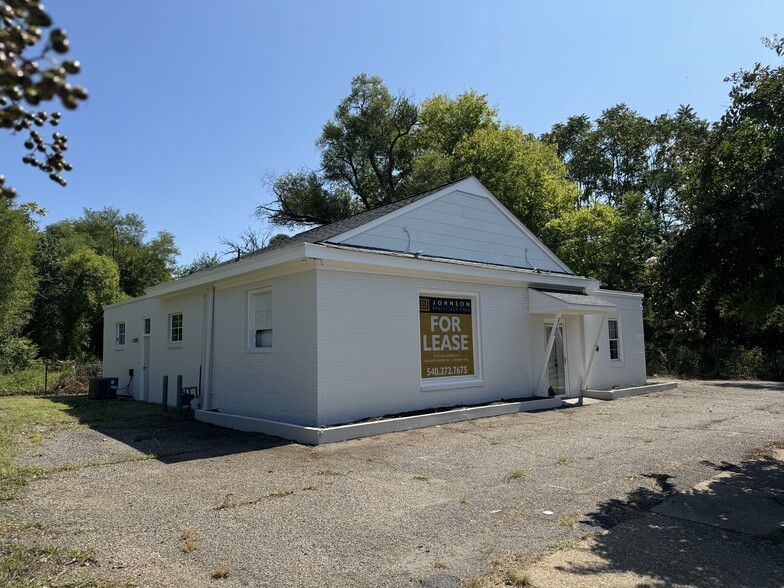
[{"left": 528, "top": 289, "right": 617, "bottom": 315}]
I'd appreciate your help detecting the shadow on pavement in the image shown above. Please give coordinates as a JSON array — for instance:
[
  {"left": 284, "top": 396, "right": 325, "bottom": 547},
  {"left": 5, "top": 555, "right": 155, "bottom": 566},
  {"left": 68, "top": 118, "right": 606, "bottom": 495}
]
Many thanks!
[
  {"left": 50, "top": 395, "right": 292, "bottom": 464},
  {"left": 571, "top": 448, "right": 784, "bottom": 587}
]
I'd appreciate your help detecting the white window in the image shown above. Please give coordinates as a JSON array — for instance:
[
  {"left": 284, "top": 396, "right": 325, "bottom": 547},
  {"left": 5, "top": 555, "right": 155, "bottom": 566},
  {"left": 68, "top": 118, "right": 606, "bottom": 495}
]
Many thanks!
[
  {"left": 169, "top": 313, "right": 183, "bottom": 344},
  {"left": 248, "top": 289, "right": 272, "bottom": 349},
  {"left": 608, "top": 318, "right": 621, "bottom": 362},
  {"left": 115, "top": 322, "right": 126, "bottom": 347}
]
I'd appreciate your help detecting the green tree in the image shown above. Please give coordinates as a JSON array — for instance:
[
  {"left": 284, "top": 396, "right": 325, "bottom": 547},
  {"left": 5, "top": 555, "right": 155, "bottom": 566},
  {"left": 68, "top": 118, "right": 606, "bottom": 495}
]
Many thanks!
[
  {"left": 0, "top": 198, "right": 39, "bottom": 362},
  {"left": 544, "top": 192, "right": 657, "bottom": 291},
  {"left": 260, "top": 76, "right": 578, "bottom": 237},
  {"left": 260, "top": 74, "right": 418, "bottom": 226},
  {"left": 544, "top": 104, "right": 708, "bottom": 236},
  {"left": 1, "top": 0, "right": 88, "bottom": 199},
  {"left": 175, "top": 251, "right": 221, "bottom": 278},
  {"left": 67, "top": 207, "right": 178, "bottom": 297},
  {"left": 57, "top": 247, "right": 122, "bottom": 358},
  {"left": 27, "top": 208, "right": 177, "bottom": 358},
  {"left": 663, "top": 36, "right": 784, "bottom": 347}
]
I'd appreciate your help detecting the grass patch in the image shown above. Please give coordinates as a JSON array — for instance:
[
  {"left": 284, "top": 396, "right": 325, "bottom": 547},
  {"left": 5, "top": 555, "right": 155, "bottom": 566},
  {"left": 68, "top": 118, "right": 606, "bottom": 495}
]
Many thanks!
[
  {"left": 555, "top": 456, "right": 571, "bottom": 466},
  {"left": 0, "top": 394, "right": 181, "bottom": 501},
  {"left": 0, "top": 543, "right": 132, "bottom": 587},
  {"left": 506, "top": 469, "right": 528, "bottom": 481},
  {"left": 413, "top": 475, "right": 430, "bottom": 482},
  {"left": 211, "top": 564, "right": 231, "bottom": 579}
]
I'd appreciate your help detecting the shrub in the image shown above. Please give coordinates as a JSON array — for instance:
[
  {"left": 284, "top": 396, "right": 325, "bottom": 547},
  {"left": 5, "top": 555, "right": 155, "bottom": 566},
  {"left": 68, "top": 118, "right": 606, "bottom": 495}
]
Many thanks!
[{"left": 0, "top": 337, "right": 39, "bottom": 374}]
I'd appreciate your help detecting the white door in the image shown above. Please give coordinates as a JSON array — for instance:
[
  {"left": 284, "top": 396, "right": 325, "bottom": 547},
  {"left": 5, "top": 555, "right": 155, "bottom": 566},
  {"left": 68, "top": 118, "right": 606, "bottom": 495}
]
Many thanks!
[{"left": 545, "top": 322, "right": 568, "bottom": 396}]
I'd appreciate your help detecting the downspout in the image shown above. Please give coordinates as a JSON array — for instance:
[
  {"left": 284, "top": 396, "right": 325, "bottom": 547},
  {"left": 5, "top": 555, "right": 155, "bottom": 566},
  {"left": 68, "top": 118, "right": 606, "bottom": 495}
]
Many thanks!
[{"left": 203, "top": 286, "right": 216, "bottom": 410}]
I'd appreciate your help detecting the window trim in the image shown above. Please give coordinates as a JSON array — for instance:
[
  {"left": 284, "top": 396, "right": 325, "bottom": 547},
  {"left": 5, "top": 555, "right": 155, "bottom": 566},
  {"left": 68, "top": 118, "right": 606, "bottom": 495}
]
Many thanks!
[
  {"left": 418, "top": 289, "right": 483, "bottom": 391},
  {"left": 608, "top": 317, "right": 623, "bottom": 365},
  {"left": 115, "top": 321, "right": 126, "bottom": 348},
  {"left": 168, "top": 312, "right": 183, "bottom": 346},
  {"left": 246, "top": 287, "right": 273, "bottom": 353}
]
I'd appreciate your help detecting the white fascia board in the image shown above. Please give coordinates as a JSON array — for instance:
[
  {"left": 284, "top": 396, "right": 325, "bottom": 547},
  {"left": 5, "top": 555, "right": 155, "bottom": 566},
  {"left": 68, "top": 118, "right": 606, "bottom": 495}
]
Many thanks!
[
  {"left": 104, "top": 295, "right": 150, "bottom": 311},
  {"left": 595, "top": 288, "right": 644, "bottom": 299},
  {"left": 140, "top": 244, "right": 310, "bottom": 299},
  {"left": 303, "top": 243, "right": 599, "bottom": 289}
]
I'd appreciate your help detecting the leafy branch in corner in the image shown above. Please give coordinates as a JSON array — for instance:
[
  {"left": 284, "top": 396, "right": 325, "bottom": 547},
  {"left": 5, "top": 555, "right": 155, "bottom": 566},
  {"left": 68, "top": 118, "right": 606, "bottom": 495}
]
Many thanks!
[{"left": 0, "top": 1, "right": 88, "bottom": 199}]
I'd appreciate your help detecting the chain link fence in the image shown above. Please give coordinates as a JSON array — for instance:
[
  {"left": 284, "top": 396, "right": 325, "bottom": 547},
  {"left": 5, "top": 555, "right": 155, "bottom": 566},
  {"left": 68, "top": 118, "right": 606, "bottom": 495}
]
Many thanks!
[{"left": 0, "top": 360, "right": 103, "bottom": 396}]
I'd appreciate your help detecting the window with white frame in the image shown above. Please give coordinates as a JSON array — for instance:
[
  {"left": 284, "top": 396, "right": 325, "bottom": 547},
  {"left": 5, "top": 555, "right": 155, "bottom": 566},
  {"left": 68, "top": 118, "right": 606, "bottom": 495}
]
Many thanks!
[
  {"left": 168, "top": 313, "right": 183, "bottom": 344},
  {"left": 608, "top": 318, "right": 621, "bottom": 362},
  {"left": 249, "top": 289, "right": 272, "bottom": 349},
  {"left": 115, "top": 322, "right": 126, "bottom": 347}
]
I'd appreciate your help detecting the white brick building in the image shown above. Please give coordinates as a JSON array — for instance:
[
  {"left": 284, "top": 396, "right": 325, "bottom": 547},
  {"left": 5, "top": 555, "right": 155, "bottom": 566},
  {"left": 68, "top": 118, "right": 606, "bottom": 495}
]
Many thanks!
[{"left": 103, "top": 177, "right": 647, "bottom": 442}]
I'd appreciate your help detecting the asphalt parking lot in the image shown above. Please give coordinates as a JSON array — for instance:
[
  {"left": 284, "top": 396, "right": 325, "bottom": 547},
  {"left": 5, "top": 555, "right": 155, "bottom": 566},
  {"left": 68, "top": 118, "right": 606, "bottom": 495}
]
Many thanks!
[{"left": 5, "top": 380, "right": 784, "bottom": 587}]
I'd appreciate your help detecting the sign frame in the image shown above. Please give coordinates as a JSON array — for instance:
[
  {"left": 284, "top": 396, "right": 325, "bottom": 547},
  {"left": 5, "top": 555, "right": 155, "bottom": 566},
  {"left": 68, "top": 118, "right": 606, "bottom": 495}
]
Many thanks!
[{"left": 418, "top": 290, "right": 482, "bottom": 391}]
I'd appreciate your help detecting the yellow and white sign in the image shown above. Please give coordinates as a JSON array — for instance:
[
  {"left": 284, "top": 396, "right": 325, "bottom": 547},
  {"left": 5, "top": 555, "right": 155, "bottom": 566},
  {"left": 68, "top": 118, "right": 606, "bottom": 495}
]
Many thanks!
[{"left": 419, "top": 296, "right": 474, "bottom": 379}]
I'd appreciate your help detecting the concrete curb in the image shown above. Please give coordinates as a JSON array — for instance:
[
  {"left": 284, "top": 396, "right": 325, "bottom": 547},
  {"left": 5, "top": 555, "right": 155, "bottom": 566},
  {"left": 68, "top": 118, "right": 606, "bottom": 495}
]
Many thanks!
[
  {"left": 195, "top": 396, "right": 563, "bottom": 445},
  {"left": 583, "top": 381, "right": 678, "bottom": 401}
]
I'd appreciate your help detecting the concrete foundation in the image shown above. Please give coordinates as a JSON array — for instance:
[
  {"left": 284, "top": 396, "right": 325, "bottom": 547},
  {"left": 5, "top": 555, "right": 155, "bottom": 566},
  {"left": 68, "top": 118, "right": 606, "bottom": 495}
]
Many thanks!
[{"left": 195, "top": 396, "right": 563, "bottom": 445}]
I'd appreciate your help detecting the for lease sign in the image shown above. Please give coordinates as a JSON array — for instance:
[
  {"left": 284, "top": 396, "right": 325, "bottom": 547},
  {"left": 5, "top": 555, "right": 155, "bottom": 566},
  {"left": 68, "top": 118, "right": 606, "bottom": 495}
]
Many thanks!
[{"left": 419, "top": 296, "right": 474, "bottom": 379}]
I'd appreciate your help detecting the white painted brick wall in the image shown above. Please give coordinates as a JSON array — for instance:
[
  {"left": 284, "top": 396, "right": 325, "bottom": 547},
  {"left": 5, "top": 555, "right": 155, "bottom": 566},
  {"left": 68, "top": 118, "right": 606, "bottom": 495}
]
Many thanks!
[
  {"left": 315, "top": 269, "right": 539, "bottom": 426},
  {"left": 103, "top": 291, "right": 207, "bottom": 404},
  {"left": 582, "top": 291, "right": 647, "bottom": 390},
  {"left": 211, "top": 270, "right": 317, "bottom": 425}
]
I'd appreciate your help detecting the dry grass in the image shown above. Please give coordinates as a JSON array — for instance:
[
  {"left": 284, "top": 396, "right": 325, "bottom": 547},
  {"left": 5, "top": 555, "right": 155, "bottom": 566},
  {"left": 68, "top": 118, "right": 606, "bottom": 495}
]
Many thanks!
[
  {"left": 558, "top": 513, "right": 581, "bottom": 530},
  {"left": 214, "top": 490, "right": 294, "bottom": 510},
  {"left": 554, "top": 456, "right": 571, "bottom": 466},
  {"left": 180, "top": 529, "right": 199, "bottom": 553},
  {"left": 433, "top": 561, "right": 447, "bottom": 569},
  {"left": 744, "top": 440, "right": 784, "bottom": 461},
  {"left": 506, "top": 469, "right": 528, "bottom": 481},
  {"left": 413, "top": 475, "right": 430, "bottom": 481},
  {"left": 464, "top": 553, "right": 542, "bottom": 587},
  {"left": 211, "top": 564, "right": 232, "bottom": 579}
]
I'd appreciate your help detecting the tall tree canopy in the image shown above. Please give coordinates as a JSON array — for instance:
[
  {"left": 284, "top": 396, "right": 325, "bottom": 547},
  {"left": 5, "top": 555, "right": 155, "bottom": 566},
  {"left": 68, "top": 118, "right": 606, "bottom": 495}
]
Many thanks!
[
  {"left": 26, "top": 207, "right": 179, "bottom": 358},
  {"left": 259, "top": 75, "right": 577, "bottom": 236},
  {"left": 1, "top": 1, "right": 87, "bottom": 199},
  {"left": 0, "top": 199, "right": 39, "bottom": 361},
  {"left": 544, "top": 104, "right": 709, "bottom": 237},
  {"left": 660, "top": 36, "right": 784, "bottom": 347}
]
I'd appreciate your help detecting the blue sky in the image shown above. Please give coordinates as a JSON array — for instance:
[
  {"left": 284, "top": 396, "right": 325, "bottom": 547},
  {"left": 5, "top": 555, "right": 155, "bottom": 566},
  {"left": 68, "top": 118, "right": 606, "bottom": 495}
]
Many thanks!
[{"left": 1, "top": 0, "right": 781, "bottom": 265}]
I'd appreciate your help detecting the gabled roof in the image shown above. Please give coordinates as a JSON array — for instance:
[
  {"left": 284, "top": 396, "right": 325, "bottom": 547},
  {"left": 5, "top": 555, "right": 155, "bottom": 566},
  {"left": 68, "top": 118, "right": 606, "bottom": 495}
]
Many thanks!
[{"left": 237, "top": 176, "right": 471, "bottom": 262}]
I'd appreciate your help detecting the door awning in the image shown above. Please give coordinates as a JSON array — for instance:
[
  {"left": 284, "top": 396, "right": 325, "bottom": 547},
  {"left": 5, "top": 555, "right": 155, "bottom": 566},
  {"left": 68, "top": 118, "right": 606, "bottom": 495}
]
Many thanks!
[{"left": 528, "top": 288, "right": 617, "bottom": 315}]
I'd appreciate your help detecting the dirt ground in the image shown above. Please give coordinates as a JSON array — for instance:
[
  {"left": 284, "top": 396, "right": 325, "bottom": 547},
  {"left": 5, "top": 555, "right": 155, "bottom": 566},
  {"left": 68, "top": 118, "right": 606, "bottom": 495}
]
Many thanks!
[{"left": 3, "top": 380, "right": 784, "bottom": 587}]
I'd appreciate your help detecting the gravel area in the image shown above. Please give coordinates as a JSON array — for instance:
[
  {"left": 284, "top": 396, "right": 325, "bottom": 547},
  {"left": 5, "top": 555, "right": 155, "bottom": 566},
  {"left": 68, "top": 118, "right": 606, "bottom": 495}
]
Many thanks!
[{"left": 3, "top": 380, "right": 784, "bottom": 587}]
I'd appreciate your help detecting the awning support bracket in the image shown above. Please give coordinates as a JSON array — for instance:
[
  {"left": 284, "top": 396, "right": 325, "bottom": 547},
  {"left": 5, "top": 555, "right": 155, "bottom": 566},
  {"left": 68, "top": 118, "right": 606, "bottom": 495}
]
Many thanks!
[
  {"left": 583, "top": 313, "right": 608, "bottom": 390},
  {"left": 536, "top": 310, "right": 562, "bottom": 396}
]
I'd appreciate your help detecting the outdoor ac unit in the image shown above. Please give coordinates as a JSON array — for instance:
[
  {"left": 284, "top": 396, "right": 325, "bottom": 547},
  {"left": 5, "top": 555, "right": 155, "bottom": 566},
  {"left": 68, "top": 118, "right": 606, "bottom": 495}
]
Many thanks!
[{"left": 88, "top": 377, "right": 119, "bottom": 400}]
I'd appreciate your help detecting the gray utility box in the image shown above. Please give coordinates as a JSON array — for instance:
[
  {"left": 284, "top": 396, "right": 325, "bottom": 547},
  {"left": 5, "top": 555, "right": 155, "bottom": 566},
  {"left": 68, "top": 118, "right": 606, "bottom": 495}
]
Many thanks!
[{"left": 88, "top": 377, "right": 119, "bottom": 400}]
